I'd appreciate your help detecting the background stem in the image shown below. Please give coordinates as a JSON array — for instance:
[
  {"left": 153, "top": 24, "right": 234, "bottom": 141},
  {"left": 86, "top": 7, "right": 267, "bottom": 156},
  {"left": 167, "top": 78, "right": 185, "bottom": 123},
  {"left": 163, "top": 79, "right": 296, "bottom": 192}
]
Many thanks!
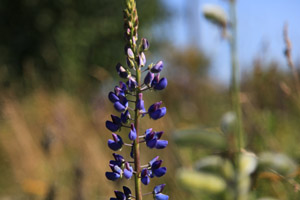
[{"left": 229, "top": 0, "right": 244, "bottom": 152}]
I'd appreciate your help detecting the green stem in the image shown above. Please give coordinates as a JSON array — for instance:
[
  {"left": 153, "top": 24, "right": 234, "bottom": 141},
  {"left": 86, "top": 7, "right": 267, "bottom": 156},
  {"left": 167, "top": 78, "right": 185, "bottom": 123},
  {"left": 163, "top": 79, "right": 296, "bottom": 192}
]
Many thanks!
[
  {"left": 229, "top": 1, "right": 245, "bottom": 200},
  {"left": 229, "top": 0, "right": 244, "bottom": 153},
  {"left": 134, "top": 66, "right": 142, "bottom": 200}
]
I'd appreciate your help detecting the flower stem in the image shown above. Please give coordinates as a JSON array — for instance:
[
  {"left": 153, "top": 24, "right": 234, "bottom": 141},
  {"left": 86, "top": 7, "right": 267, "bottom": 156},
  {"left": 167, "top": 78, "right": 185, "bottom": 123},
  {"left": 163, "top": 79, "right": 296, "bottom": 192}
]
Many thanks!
[
  {"left": 229, "top": 0, "right": 244, "bottom": 153},
  {"left": 134, "top": 66, "right": 143, "bottom": 200}
]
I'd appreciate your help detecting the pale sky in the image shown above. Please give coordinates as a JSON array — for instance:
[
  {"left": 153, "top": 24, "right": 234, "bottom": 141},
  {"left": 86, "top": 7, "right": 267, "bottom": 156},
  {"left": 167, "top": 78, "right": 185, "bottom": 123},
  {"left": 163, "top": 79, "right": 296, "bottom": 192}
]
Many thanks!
[{"left": 157, "top": 0, "right": 300, "bottom": 84}]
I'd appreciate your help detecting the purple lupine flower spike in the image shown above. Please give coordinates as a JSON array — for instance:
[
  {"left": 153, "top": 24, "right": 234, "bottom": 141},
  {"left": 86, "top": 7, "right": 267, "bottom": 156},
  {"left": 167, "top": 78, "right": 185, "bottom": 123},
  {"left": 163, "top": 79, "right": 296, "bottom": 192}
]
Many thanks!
[
  {"left": 106, "top": 1, "right": 168, "bottom": 198},
  {"left": 151, "top": 61, "right": 164, "bottom": 73}
]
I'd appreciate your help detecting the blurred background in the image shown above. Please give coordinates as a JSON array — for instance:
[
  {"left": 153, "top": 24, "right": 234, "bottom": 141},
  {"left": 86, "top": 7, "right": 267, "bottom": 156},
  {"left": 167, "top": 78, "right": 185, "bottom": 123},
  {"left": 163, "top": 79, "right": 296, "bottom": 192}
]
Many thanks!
[{"left": 0, "top": 0, "right": 300, "bottom": 199}]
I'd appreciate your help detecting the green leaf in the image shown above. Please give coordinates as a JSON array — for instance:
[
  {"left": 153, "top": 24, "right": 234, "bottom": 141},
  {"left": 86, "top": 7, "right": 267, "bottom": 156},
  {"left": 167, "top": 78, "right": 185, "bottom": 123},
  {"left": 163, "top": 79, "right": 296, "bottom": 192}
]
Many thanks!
[
  {"left": 173, "top": 128, "right": 226, "bottom": 150},
  {"left": 258, "top": 152, "right": 297, "bottom": 176},
  {"left": 177, "top": 168, "right": 226, "bottom": 193}
]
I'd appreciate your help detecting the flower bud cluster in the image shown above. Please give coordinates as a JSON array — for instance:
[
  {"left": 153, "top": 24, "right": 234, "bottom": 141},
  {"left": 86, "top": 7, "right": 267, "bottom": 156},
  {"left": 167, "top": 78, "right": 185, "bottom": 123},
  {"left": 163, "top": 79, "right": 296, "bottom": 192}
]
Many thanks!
[{"left": 105, "top": 1, "right": 168, "bottom": 199}]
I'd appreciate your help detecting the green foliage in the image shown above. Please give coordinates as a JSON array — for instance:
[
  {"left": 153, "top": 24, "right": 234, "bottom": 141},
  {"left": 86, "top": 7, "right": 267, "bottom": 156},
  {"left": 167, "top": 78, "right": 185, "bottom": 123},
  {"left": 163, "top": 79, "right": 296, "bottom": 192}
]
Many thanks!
[{"left": 0, "top": 0, "right": 166, "bottom": 93}]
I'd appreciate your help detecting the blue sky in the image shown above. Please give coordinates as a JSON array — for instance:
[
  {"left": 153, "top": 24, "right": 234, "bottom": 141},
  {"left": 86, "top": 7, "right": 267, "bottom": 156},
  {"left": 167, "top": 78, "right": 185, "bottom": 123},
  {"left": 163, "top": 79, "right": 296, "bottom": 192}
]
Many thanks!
[{"left": 158, "top": 0, "right": 300, "bottom": 84}]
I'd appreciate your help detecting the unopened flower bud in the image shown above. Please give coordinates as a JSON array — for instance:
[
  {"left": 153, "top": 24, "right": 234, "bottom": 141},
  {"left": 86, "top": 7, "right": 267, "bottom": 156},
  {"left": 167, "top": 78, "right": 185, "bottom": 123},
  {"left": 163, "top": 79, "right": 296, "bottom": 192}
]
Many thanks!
[
  {"left": 151, "top": 61, "right": 164, "bottom": 73},
  {"left": 141, "top": 38, "right": 150, "bottom": 51}
]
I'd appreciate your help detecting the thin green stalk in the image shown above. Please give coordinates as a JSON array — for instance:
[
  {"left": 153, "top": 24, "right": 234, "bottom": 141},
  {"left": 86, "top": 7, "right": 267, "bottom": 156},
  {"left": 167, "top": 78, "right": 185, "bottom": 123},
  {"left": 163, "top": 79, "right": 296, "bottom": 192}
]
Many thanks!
[
  {"left": 229, "top": 0, "right": 244, "bottom": 152},
  {"left": 229, "top": 1, "right": 245, "bottom": 200},
  {"left": 133, "top": 66, "right": 143, "bottom": 200}
]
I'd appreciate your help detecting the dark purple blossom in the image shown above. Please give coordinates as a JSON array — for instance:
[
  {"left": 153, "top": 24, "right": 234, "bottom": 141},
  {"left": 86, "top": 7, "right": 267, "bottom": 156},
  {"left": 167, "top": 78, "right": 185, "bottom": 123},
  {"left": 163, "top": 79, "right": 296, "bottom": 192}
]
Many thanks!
[
  {"left": 151, "top": 61, "right": 163, "bottom": 73},
  {"left": 144, "top": 129, "right": 168, "bottom": 149},
  {"left": 106, "top": 115, "right": 122, "bottom": 132},
  {"left": 148, "top": 101, "right": 167, "bottom": 120},
  {"left": 108, "top": 133, "right": 123, "bottom": 151},
  {"left": 150, "top": 158, "right": 167, "bottom": 177},
  {"left": 153, "top": 184, "right": 169, "bottom": 200},
  {"left": 136, "top": 93, "right": 145, "bottom": 111},
  {"left": 150, "top": 74, "right": 167, "bottom": 91},
  {"left": 121, "top": 110, "right": 131, "bottom": 124},
  {"left": 114, "top": 96, "right": 128, "bottom": 112},
  {"left": 154, "top": 77, "right": 168, "bottom": 90},
  {"left": 106, "top": 163, "right": 122, "bottom": 181},
  {"left": 126, "top": 77, "right": 137, "bottom": 91},
  {"left": 141, "top": 38, "right": 149, "bottom": 51},
  {"left": 106, "top": 154, "right": 133, "bottom": 181},
  {"left": 128, "top": 123, "right": 137, "bottom": 141},
  {"left": 109, "top": 92, "right": 120, "bottom": 103},
  {"left": 110, "top": 186, "right": 132, "bottom": 200},
  {"left": 123, "top": 162, "right": 134, "bottom": 179},
  {"left": 116, "top": 63, "right": 129, "bottom": 79},
  {"left": 140, "top": 157, "right": 166, "bottom": 185},
  {"left": 144, "top": 72, "right": 154, "bottom": 85},
  {"left": 141, "top": 168, "right": 150, "bottom": 185}
]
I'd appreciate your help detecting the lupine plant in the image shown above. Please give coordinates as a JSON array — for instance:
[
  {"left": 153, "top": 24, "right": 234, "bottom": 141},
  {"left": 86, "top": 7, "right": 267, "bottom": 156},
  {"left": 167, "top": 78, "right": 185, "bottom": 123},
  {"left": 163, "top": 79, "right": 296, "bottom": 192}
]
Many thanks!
[
  {"left": 174, "top": 1, "right": 299, "bottom": 200},
  {"left": 105, "top": 0, "right": 168, "bottom": 200}
]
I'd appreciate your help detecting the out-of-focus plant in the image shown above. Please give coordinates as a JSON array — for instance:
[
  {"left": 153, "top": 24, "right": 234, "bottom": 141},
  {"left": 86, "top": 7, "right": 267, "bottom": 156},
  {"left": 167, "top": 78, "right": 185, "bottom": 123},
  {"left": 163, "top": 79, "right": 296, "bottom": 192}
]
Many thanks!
[
  {"left": 174, "top": 1, "right": 299, "bottom": 200},
  {"left": 105, "top": 0, "right": 168, "bottom": 199}
]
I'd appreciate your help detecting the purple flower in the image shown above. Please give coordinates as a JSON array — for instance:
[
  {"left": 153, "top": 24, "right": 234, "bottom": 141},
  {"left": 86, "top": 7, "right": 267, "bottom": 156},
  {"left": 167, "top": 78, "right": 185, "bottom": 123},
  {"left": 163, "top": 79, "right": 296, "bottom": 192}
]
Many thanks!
[
  {"left": 136, "top": 93, "right": 145, "bottom": 111},
  {"left": 109, "top": 92, "right": 120, "bottom": 103},
  {"left": 151, "top": 61, "right": 163, "bottom": 73},
  {"left": 106, "top": 163, "right": 122, "bottom": 181},
  {"left": 148, "top": 101, "right": 167, "bottom": 120},
  {"left": 123, "top": 162, "right": 134, "bottom": 179},
  {"left": 106, "top": 115, "right": 122, "bottom": 132},
  {"left": 110, "top": 186, "right": 132, "bottom": 200},
  {"left": 108, "top": 133, "right": 123, "bottom": 151},
  {"left": 144, "top": 72, "right": 154, "bottom": 86},
  {"left": 150, "top": 158, "right": 167, "bottom": 177},
  {"left": 141, "top": 38, "right": 149, "bottom": 51},
  {"left": 126, "top": 77, "right": 137, "bottom": 91},
  {"left": 154, "top": 77, "right": 167, "bottom": 90},
  {"left": 114, "top": 96, "right": 128, "bottom": 112},
  {"left": 128, "top": 123, "right": 137, "bottom": 141},
  {"left": 150, "top": 74, "right": 167, "bottom": 91},
  {"left": 110, "top": 153, "right": 125, "bottom": 166},
  {"left": 121, "top": 110, "right": 131, "bottom": 124},
  {"left": 141, "top": 168, "right": 150, "bottom": 185},
  {"left": 116, "top": 63, "right": 129, "bottom": 79},
  {"left": 140, "top": 157, "right": 166, "bottom": 185},
  {"left": 144, "top": 129, "right": 168, "bottom": 149},
  {"left": 114, "top": 82, "right": 127, "bottom": 97},
  {"left": 153, "top": 184, "right": 169, "bottom": 200}
]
